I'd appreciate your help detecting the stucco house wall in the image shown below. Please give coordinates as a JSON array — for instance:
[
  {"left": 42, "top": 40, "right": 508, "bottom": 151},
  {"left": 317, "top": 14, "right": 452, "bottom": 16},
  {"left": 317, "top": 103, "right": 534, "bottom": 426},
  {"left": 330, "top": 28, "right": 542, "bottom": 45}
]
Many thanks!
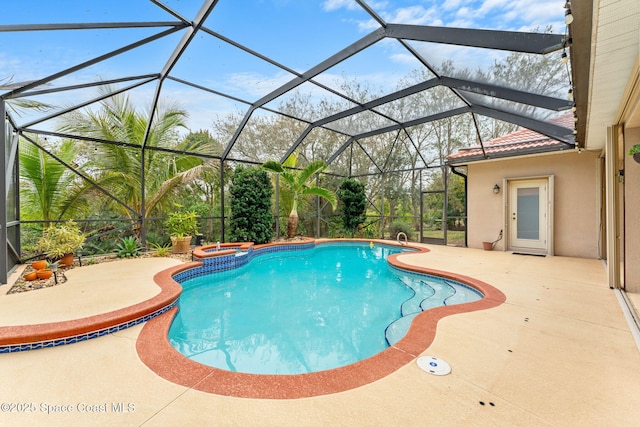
[
  {"left": 466, "top": 150, "right": 600, "bottom": 258},
  {"left": 624, "top": 127, "right": 640, "bottom": 292}
]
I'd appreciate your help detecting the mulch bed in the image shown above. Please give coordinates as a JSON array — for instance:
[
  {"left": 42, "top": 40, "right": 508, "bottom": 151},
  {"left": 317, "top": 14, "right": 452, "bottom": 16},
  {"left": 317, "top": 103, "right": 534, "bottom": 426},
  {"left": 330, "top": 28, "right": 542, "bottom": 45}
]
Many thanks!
[
  {"left": 6, "top": 237, "right": 309, "bottom": 295},
  {"left": 6, "top": 252, "right": 193, "bottom": 295}
]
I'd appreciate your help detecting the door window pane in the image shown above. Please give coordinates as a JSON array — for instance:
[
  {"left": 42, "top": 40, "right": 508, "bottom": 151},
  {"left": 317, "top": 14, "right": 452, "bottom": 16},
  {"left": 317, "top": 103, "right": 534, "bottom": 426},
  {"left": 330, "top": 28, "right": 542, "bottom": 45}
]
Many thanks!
[{"left": 517, "top": 187, "right": 539, "bottom": 240}]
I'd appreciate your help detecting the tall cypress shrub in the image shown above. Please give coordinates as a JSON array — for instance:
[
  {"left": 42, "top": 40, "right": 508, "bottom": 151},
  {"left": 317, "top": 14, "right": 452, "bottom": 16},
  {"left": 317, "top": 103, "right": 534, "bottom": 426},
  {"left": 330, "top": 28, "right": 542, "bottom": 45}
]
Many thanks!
[
  {"left": 337, "top": 178, "right": 367, "bottom": 237},
  {"left": 229, "top": 165, "right": 273, "bottom": 244}
]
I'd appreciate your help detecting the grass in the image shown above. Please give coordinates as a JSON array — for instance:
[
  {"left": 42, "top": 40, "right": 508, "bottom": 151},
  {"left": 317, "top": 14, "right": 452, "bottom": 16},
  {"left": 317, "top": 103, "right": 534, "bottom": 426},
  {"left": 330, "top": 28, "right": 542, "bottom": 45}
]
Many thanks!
[{"left": 422, "top": 229, "right": 465, "bottom": 246}]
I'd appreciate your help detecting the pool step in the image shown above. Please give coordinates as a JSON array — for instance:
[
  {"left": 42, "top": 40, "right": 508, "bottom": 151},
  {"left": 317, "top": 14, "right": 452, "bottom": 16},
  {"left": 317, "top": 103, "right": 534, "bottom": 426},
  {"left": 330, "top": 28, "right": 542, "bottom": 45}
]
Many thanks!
[
  {"left": 401, "top": 280, "right": 435, "bottom": 316},
  {"left": 385, "top": 313, "right": 420, "bottom": 346},
  {"left": 419, "top": 281, "right": 457, "bottom": 311},
  {"left": 385, "top": 279, "right": 457, "bottom": 346}
]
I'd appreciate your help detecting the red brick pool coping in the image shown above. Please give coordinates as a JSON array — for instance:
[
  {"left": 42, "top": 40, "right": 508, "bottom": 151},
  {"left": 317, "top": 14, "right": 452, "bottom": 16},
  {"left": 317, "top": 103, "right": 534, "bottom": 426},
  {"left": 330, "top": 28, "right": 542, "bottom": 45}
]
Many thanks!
[{"left": 136, "top": 239, "right": 506, "bottom": 399}]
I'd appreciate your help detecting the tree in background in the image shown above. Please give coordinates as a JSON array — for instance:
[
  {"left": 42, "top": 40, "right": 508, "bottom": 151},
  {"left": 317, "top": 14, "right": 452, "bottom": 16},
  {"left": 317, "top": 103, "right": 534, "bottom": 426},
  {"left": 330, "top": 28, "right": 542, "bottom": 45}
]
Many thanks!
[
  {"left": 57, "top": 89, "right": 220, "bottom": 241},
  {"left": 181, "top": 129, "right": 224, "bottom": 156},
  {"left": 0, "top": 76, "right": 53, "bottom": 116},
  {"left": 173, "top": 130, "right": 228, "bottom": 240},
  {"left": 337, "top": 178, "right": 367, "bottom": 237},
  {"left": 263, "top": 154, "right": 337, "bottom": 238},
  {"left": 19, "top": 138, "right": 85, "bottom": 221},
  {"left": 423, "top": 172, "right": 466, "bottom": 230},
  {"left": 229, "top": 165, "right": 273, "bottom": 244}
]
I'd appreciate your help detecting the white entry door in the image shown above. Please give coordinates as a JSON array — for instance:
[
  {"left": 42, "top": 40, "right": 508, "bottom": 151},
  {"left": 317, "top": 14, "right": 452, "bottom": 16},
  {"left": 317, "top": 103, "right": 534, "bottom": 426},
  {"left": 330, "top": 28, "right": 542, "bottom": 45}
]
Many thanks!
[{"left": 508, "top": 179, "right": 549, "bottom": 253}]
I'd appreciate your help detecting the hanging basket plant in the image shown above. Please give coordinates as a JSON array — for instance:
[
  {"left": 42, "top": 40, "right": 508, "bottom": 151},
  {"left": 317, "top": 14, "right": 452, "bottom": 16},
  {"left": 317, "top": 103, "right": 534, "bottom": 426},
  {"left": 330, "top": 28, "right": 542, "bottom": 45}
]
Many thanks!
[{"left": 629, "top": 144, "right": 640, "bottom": 163}]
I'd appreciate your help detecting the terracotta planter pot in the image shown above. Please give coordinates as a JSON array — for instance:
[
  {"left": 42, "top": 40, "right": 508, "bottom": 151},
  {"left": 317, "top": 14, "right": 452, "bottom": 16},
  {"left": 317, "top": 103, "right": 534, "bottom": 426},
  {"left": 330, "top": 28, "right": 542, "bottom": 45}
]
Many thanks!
[
  {"left": 31, "top": 260, "right": 47, "bottom": 271},
  {"left": 36, "top": 269, "right": 53, "bottom": 280},
  {"left": 633, "top": 152, "right": 640, "bottom": 163},
  {"left": 482, "top": 241, "right": 494, "bottom": 251},
  {"left": 170, "top": 236, "right": 192, "bottom": 254},
  {"left": 55, "top": 253, "right": 74, "bottom": 267},
  {"left": 24, "top": 271, "right": 38, "bottom": 281}
]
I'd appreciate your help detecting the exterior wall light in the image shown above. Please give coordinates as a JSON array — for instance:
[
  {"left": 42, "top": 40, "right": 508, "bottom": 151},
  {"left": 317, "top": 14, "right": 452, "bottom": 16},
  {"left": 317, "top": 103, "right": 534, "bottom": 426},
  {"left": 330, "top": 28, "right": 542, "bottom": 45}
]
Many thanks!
[
  {"left": 564, "top": 9, "right": 574, "bottom": 25},
  {"left": 493, "top": 184, "right": 500, "bottom": 194},
  {"left": 564, "top": 2, "right": 574, "bottom": 24}
]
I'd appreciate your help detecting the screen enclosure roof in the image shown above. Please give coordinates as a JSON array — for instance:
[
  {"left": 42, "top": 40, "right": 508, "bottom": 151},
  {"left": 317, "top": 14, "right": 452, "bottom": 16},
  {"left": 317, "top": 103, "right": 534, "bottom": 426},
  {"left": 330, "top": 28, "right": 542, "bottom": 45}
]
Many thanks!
[{"left": 1, "top": 0, "right": 577, "bottom": 169}]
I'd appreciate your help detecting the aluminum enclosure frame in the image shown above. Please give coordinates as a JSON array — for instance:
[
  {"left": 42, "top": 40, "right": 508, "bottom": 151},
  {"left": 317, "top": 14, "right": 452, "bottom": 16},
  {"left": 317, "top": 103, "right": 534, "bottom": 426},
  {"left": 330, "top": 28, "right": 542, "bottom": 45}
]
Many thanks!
[{"left": 1, "top": 1, "right": 576, "bottom": 283}]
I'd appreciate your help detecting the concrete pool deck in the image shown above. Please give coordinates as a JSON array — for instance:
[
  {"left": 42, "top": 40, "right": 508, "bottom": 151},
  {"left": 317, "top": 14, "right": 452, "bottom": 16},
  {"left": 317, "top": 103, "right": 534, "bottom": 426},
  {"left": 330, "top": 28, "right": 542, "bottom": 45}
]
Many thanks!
[{"left": 1, "top": 245, "right": 639, "bottom": 426}]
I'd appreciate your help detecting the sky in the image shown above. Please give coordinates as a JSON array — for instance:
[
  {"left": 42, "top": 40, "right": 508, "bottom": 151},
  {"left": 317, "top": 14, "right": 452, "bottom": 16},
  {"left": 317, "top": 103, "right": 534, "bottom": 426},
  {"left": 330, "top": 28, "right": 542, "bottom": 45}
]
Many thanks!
[{"left": 1, "top": 0, "right": 569, "bottom": 133}]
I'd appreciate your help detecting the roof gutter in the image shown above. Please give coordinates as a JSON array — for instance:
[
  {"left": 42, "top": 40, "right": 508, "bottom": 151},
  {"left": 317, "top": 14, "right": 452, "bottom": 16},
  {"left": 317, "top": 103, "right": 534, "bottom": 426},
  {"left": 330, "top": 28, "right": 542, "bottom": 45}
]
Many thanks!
[{"left": 447, "top": 145, "right": 576, "bottom": 166}]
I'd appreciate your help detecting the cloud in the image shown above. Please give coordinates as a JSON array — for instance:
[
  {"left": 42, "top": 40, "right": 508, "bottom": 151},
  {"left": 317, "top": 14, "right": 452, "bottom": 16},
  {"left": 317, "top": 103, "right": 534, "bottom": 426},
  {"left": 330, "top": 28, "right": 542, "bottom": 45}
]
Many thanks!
[
  {"left": 163, "top": 88, "right": 247, "bottom": 133},
  {"left": 358, "top": 18, "right": 382, "bottom": 32},
  {"left": 455, "top": 7, "right": 475, "bottom": 21},
  {"left": 335, "top": 0, "right": 564, "bottom": 37},
  {"left": 0, "top": 59, "right": 25, "bottom": 86},
  {"left": 512, "top": 0, "right": 564, "bottom": 26},
  {"left": 442, "top": 0, "right": 464, "bottom": 11},
  {"left": 477, "top": 0, "right": 510, "bottom": 16},
  {"left": 220, "top": 71, "right": 295, "bottom": 99},
  {"left": 322, "top": 0, "right": 361, "bottom": 12},
  {"left": 389, "top": 52, "right": 422, "bottom": 66},
  {"left": 380, "top": 5, "right": 439, "bottom": 25},
  {"left": 475, "top": 0, "right": 564, "bottom": 30}
]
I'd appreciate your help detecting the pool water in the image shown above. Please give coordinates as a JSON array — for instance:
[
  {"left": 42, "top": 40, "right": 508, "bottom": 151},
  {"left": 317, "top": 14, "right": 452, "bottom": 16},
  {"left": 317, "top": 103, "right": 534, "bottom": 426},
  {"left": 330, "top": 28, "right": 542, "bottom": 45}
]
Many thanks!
[{"left": 169, "top": 242, "right": 482, "bottom": 374}]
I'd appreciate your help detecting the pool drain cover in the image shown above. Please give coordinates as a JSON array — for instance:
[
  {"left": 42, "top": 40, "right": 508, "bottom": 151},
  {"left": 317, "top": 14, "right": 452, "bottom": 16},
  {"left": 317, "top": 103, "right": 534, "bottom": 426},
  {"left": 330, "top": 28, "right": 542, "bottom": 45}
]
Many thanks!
[{"left": 417, "top": 356, "right": 451, "bottom": 376}]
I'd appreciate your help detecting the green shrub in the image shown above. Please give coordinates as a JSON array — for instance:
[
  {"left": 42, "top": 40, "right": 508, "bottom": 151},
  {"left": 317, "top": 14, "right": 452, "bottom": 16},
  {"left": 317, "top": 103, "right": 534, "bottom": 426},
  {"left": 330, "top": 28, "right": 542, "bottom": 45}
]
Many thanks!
[
  {"left": 116, "top": 236, "right": 142, "bottom": 258},
  {"left": 35, "top": 221, "right": 85, "bottom": 258},
  {"left": 229, "top": 165, "right": 273, "bottom": 244},
  {"left": 81, "top": 238, "right": 116, "bottom": 256},
  {"left": 150, "top": 242, "right": 172, "bottom": 256},
  {"left": 145, "top": 230, "right": 169, "bottom": 248},
  {"left": 165, "top": 207, "right": 199, "bottom": 238},
  {"left": 356, "top": 223, "right": 376, "bottom": 239},
  {"left": 388, "top": 221, "right": 414, "bottom": 240},
  {"left": 337, "top": 178, "right": 367, "bottom": 237}
]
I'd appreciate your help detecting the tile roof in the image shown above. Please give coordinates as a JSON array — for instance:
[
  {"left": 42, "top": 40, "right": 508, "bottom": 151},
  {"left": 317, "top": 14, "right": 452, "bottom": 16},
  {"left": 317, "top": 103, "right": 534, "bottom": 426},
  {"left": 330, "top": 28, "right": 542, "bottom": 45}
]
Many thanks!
[{"left": 447, "top": 113, "right": 575, "bottom": 163}]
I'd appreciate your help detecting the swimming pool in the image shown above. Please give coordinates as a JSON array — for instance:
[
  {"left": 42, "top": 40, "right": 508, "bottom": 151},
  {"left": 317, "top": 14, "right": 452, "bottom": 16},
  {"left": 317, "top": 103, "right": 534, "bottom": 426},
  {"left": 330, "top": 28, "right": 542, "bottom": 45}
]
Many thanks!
[{"left": 168, "top": 242, "right": 482, "bottom": 374}]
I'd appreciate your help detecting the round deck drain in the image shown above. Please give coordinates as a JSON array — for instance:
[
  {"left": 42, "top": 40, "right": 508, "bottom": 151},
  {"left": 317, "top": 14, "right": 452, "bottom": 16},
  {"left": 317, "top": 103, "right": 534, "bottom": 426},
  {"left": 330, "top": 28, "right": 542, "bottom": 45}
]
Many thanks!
[{"left": 417, "top": 356, "right": 451, "bottom": 376}]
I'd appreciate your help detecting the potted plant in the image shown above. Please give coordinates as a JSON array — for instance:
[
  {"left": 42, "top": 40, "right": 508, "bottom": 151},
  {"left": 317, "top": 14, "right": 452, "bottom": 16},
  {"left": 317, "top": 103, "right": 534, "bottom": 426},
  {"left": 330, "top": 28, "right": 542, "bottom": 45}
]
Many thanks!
[
  {"left": 628, "top": 144, "right": 640, "bottom": 163},
  {"left": 165, "top": 208, "right": 199, "bottom": 254},
  {"left": 35, "top": 221, "right": 85, "bottom": 267}
]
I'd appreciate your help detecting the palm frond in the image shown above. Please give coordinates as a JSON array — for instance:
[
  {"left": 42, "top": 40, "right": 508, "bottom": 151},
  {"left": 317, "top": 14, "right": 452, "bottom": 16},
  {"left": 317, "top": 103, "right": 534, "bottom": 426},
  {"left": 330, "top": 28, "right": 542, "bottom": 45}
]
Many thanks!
[
  {"left": 19, "top": 139, "right": 79, "bottom": 221},
  {"left": 56, "top": 88, "right": 190, "bottom": 221},
  {"left": 296, "top": 160, "right": 328, "bottom": 189},
  {"left": 145, "top": 174, "right": 184, "bottom": 217},
  {"left": 282, "top": 152, "right": 298, "bottom": 168},
  {"left": 262, "top": 160, "right": 285, "bottom": 174},
  {"left": 302, "top": 187, "right": 337, "bottom": 210}
]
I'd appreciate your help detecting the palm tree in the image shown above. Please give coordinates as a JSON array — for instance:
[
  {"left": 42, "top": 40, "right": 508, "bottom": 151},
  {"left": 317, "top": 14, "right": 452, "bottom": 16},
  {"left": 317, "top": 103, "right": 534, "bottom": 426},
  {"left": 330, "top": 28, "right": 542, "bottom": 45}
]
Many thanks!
[
  {"left": 19, "top": 138, "right": 84, "bottom": 221},
  {"left": 1, "top": 76, "right": 53, "bottom": 115},
  {"left": 263, "top": 154, "right": 337, "bottom": 238},
  {"left": 57, "top": 89, "right": 217, "bottom": 233}
]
